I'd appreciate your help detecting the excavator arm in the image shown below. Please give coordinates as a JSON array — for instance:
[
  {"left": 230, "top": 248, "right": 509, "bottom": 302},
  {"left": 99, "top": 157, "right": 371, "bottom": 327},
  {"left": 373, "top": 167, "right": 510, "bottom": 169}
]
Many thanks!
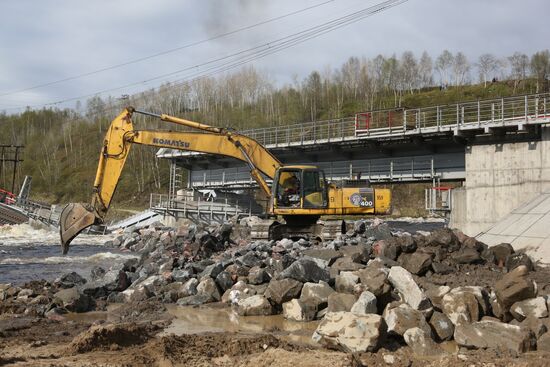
[{"left": 59, "top": 107, "right": 281, "bottom": 254}]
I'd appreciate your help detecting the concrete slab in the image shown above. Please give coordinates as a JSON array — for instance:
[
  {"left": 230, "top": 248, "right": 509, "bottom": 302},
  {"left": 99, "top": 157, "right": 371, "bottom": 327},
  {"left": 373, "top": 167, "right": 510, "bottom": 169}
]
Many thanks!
[
  {"left": 529, "top": 194, "right": 550, "bottom": 214},
  {"left": 514, "top": 194, "right": 550, "bottom": 214},
  {"left": 478, "top": 192, "right": 550, "bottom": 264},
  {"left": 500, "top": 213, "right": 544, "bottom": 236},
  {"left": 521, "top": 212, "right": 550, "bottom": 238},
  {"left": 487, "top": 214, "right": 523, "bottom": 235}
]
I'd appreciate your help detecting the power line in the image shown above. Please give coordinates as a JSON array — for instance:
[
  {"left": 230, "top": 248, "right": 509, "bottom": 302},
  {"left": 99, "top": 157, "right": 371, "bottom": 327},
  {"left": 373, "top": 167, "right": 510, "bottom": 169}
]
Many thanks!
[
  {"left": 0, "top": 0, "right": 335, "bottom": 98},
  {"left": 7, "top": 0, "right": 408, "bottom": 112}
]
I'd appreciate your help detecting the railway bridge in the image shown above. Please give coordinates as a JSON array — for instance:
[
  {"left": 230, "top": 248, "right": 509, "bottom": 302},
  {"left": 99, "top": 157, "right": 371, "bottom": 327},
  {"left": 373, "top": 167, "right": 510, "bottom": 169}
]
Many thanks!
[{"left": 154, "top": 92, "right": 550, "bottom": 237}]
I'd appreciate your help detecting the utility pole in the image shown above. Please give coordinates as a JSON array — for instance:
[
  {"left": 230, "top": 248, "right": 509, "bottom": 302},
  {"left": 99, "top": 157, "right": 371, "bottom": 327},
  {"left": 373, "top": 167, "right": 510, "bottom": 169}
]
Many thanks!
[{"left": 0, "top": 145, "right": 24, "bottom": 193}]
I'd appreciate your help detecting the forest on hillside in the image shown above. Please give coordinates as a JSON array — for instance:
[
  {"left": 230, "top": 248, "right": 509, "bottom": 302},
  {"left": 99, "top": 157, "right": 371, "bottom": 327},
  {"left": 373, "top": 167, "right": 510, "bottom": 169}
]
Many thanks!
[{"left": 0, "top": 49, "right": 549, "bottom": 212}]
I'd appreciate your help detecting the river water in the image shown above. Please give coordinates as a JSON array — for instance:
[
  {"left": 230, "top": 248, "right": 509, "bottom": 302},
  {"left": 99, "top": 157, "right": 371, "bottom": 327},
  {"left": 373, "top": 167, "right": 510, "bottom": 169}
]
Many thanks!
[{"left": 0, "top": 222, "right": 137, "bottom": 285}]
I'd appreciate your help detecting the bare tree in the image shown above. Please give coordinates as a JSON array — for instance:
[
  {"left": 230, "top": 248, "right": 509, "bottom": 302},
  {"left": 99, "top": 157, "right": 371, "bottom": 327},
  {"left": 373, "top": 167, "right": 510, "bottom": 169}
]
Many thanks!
[
  {"left": 418, "top": 51, "right": 433, "bottom": 88},
  {"left": 400, "top": 51, "right": 418, "bottom": 93},
  {"left": 477, "top": 53, "right": 499, "bottom": 87},
  {"left": 435, "top": 50, "right": 454, "bottom": 86},
  {"left": 452, "top": 52, "right": 470, "bottom": 86}
]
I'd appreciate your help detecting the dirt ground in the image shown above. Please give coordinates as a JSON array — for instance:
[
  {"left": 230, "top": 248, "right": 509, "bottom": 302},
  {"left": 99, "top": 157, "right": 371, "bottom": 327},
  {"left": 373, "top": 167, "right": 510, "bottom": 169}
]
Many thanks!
[{"left": 1, "top": 305, "right": 550, "bottom": 367}]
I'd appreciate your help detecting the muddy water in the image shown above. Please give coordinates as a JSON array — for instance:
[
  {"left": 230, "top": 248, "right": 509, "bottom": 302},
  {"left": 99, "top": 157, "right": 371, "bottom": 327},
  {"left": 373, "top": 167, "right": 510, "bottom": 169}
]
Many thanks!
[{"left": 163, "top": 304, "right": 320, "bottom": 346}]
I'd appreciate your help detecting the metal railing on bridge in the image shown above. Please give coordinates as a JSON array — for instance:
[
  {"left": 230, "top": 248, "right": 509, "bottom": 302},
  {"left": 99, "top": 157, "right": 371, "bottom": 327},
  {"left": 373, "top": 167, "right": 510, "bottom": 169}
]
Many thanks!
[{"left": 149, "top": 193, "right": 266, "bottom": 224}]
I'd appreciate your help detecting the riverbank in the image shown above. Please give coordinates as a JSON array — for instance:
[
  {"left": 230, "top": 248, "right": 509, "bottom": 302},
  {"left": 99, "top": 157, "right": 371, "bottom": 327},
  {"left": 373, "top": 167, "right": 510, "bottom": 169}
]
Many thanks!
[{"left": 1, "top": 218, "right": 550, "bottom": 366}]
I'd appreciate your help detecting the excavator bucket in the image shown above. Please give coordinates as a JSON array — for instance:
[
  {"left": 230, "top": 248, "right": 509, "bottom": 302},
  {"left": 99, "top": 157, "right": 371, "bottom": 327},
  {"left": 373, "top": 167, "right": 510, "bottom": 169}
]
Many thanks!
[{"left": 59, "top": 203, "right": 97, "bottom": 255}]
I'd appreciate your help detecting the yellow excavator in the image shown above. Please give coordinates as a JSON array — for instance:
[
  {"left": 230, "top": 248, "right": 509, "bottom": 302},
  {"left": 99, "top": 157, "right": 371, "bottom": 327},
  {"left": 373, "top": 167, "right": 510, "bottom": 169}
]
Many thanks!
[{"left": 59, "top": 108, "right": 391, "bottom": 254}]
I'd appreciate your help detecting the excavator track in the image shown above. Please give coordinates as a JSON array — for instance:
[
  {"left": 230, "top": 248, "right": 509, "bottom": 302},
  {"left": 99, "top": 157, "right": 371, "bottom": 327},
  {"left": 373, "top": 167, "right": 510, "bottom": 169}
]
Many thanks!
[{"left": 250, "top": 219, "right": 346, "bottom": 242}]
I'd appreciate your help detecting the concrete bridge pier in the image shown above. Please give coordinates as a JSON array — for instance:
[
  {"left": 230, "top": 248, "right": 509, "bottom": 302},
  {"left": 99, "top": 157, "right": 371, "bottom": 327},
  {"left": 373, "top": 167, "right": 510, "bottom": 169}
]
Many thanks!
[{"left": 450, "top": 126, "right": 550, "bottom": 238}]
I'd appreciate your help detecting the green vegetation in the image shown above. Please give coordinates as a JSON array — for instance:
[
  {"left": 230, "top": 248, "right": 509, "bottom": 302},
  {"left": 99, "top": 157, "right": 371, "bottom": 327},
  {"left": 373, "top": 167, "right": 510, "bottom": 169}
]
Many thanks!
[{"left": 0, "top": 49, "right": 548, "bottom": 215}]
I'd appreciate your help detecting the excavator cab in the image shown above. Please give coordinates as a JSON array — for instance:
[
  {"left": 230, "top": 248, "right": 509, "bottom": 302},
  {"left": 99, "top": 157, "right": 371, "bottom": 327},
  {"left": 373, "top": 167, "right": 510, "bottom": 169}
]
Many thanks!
[{"left": 273, "top": 166, "right": 328, "bottom": 209}]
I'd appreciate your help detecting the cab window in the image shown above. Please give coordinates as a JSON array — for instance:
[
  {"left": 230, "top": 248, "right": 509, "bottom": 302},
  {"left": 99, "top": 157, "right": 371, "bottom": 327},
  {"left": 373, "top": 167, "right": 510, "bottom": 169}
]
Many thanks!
[{"left": 302, "top": 170, "right": 327, "bottom": 208}]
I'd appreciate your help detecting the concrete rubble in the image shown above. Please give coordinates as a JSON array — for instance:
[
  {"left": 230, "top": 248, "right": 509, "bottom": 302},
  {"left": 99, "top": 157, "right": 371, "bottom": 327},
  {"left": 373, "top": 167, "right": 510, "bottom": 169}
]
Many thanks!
[{"left": 1, "top": 218, "right": 549, "bottom": 357}]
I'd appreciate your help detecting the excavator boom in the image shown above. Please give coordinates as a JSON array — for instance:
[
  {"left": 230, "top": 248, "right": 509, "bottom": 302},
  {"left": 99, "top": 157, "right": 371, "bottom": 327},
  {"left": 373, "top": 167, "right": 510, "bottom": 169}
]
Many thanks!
[{"left": 59, "top": 107, "right": 281, "bottom": 253}]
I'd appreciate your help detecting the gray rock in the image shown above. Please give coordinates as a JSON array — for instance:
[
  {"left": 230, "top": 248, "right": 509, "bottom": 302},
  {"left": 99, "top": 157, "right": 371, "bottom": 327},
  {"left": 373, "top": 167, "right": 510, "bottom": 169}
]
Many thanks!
[
  {"left": 199, "top": 263, "right": 224, "bottom": 279},
  {"left": 171, "top": 269, "right": 192, "bottom": 283},
  {"left": 506, "top": 253, "right": 534, "bottom": 272},
  {"left": 300, "top": 281, "right": 335, "bottom": 310},
  {"left": 403, "top": 327, "right": 443, "bottom": 357},
  {"left": 454, "top": 320, "right": 536, "bottom": 354},
  {"left": 365, "top": 223, "right": 393, "bottom": 241},
  {"left": 215, "top": 271, "right": 234, "bottom": 292},
  {"left": 537, "top": 332, "right": 550, "bottom": 352},
  {"left": 353, "top": 220, "right": 366, "bottom": 234},
  {"left": 327, "top": 293, "right": 356, "bottom": 313},
  {"left": 372, "top": 240, "right": 399, "bottom": 261},
  {"left": 425, "top": 286, "right": 451, "bottom": 310},
  {"left": 236, "top": 252, "right": 263, "bottom": 268},
  {"left": 510, "top": 297, "right": 548, "bottom": 321},
  {"left": 495, "top": 265, "right": 536, "bottom": 309},
  {"left": 247, "top": 266, "right": 271, "bottom": 285},
  {"left": 350, "top": 291, "right": 377, "bottom": 315},
  {"left": 429, "top": 311, "right": 454, "bottom": 341},
  {"left": 176, "top": 294, "right": 212, "bottom": 306},
  {"left": 399, "top": 252, "right": 432, "bottom": 275},
  {"left": 329, "top": 257, "right": 364, "bottom": 278},
  {"left": 282, "top": 298, "right": 316, "bottom": 321},
  {"left": 302, "top": 248, "right": 342, "bottom": 267},
  {"left": 451, "top": 248, "right": 482, "bottom": 264},
  {"left": 388, "top": 266, "right": 431, "bottom": 312},
  {"left": 340, "top": 245, "right": 370, "bottom": 264},
  {"left": 383, "top": 303, "right": 431, "bottom": 337},
  {"left": 235, "top": 295, "right": 273, "bottom": 316},
  {"left": 278, "top": 259, "right": 330, "bottom": 283},
  {"left": 54, "top": 288, "right": 92, "bottom": 313},
  {"left": 335, "top": 271, "right": 359, "bottom": 293},
  {"left": 179, "top": 278, "right": 199, "bottom": 297},
  {"left": 312, "top": 312, "right": 386, "bottom": 353},
  {"left": 264, "top": 279, "right": 303, "bottom": 306},
  {"left": 441, "top": 290, "right": 480, "bottom": 326},
  {"left": 431, "top": 262, "right": 453, "bottom": 275},
  {"left": 196, "top": 277, "right": 221, "bottom": 302},
  {"left": 55, "top": 272, "right": 87, "bottom": 288},
  {"left": 356, "top": 261, "right": 390, "bottom": 297},
  {"left": 489, "top": 243, "right": 514, "bottom": 267}
]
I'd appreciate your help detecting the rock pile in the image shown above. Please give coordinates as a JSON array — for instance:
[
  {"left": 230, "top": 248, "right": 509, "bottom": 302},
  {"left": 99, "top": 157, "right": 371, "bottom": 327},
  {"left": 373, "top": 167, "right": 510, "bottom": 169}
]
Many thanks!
[{"left": 1, "top": 218, "right": 548, "bottom": 356}]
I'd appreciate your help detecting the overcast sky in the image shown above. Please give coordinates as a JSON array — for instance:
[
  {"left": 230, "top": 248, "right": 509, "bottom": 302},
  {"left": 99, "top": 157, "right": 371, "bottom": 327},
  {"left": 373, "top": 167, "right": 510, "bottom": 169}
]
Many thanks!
[{"left": 0, "top": 0, "right": 548, "bottom": 112}]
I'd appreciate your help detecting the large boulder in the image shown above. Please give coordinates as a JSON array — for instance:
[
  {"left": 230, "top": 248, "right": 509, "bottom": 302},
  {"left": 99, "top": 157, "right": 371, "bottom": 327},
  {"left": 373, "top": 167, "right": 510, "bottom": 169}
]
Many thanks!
[
  {"left": 356, "top": 261, "right": 391, "bottom": 297},
  {"left": 495, "top": 265, "right": 536, "bottom": 310},
  {"left": 335, "top": 271, "right": 359, "bottom": 293},
  {"left": 399, "top": 252, "right": 432, "bottom": 275},
  {"left": 454, "top": 320, "right": 536, "bottom": 354},
  {"left": 235, "top": 295, "right": 273, "bottom": 316},
  {"left": 387, "top": 266, "right": 431, "bottom": 312},
  {"left": 54, "top": 288, "right": 93, "bottom": 313},
  {"left": 429, "top": 311, "right": 454, "bottom": 341},
  {"left": 300, "top": 281, "right": 335, "bottom": 310},
  {"left": 403, "top": 327, "right": 443, "bottom": 357},
  {"left": 302, "top": 248, "right": 342, "bottom": 267},
  {"left": 383, "top": 303, "right": 431, "bottom": 337},
  {"left": 350, "top": 291, "right": 377, "bottom": 315},
  {"left": 196, "top": 277, "right": 221, "bottom": 302},
  {"left": 327, "top": 293, "right": 356, "bottom": 313},
  {"left": 278, "top": 259, "right": 330, "bottom": 283},
  {"left": 55, "top": 272, "right": 87, "bottom": 288},
  {"left": 425, "top": 286, "right": 451, "bottom": 310},
  {"left": 282, "top": 299, "right": 316, "bottom": 321},
  {"left": 510, "top": 297, "right": 548, "bottom": 321},
  {"left": 264, "top": 279, "right": 303, "bottom": 306},
  {"left": 441, "top": 290, "right": 480, "bottom": 326},
  {"left": 312, "top": 312, "right": 387, "bottom": 353}
]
